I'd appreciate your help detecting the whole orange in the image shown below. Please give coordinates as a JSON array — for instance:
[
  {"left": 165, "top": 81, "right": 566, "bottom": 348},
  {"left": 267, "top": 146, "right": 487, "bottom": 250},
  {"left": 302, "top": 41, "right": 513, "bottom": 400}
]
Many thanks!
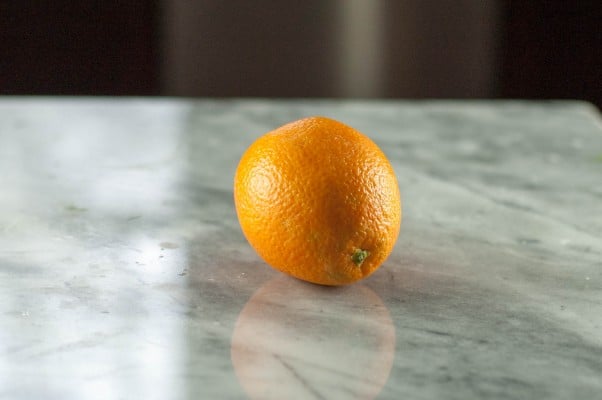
[{"left": 234, "top": 116, "right": 401, "bottom": 285}]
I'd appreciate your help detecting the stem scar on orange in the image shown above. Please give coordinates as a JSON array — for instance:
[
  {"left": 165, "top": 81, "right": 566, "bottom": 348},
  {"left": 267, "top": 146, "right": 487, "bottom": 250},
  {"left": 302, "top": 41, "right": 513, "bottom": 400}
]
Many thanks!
[{"left": 234, "top": 116, "right": 402, "bottom": 286}]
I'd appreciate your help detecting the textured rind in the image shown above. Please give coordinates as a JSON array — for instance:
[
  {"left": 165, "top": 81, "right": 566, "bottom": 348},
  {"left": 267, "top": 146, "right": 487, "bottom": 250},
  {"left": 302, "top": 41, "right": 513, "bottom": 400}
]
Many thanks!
[{"left": 234, "top": 116, "right": 402, "bottom": 285}]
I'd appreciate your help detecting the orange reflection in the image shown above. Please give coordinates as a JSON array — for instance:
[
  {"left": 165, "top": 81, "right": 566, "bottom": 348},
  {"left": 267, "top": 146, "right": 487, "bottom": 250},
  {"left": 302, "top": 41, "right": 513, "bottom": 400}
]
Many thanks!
[{"left": 231, "top": 276, "right": 395, "bottom": 400}]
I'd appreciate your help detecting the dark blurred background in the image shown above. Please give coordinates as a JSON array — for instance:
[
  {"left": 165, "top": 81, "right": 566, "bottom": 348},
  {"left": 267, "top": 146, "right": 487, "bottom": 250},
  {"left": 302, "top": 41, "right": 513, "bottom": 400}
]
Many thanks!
[{"left": 1, "top": 1, "right": 600, "bottom": 107}]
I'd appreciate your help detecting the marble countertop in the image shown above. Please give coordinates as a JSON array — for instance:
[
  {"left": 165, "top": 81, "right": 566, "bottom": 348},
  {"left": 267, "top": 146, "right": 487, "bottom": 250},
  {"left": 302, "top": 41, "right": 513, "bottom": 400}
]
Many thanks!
[{"left": 1, "top": 98, "right": 601, "bottom": 399}]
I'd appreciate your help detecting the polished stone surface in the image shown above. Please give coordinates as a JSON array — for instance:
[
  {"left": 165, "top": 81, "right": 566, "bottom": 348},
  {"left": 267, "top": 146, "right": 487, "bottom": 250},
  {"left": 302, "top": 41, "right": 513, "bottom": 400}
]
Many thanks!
[{"left": 1, "top": 98, "right": 601, "bottom": 399}]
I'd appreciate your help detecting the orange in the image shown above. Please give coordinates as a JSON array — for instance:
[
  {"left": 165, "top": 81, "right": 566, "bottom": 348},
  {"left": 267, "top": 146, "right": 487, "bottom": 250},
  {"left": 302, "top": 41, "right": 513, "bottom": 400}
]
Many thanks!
[{"left": 233, "top": 116, "right": 401, "bottom": 285}]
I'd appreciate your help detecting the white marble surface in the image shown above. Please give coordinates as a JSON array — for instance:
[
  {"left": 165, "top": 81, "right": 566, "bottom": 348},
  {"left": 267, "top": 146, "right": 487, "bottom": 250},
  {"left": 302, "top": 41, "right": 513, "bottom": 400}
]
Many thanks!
[{"left": 1, "top": 98, "right": 601, "bottom": 399}]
